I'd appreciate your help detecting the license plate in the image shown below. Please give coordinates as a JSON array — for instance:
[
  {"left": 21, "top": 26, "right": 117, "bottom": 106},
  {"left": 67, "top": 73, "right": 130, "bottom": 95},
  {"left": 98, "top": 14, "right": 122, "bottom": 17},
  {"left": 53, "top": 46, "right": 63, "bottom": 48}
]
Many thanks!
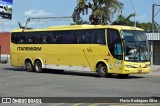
[{"left": 138, "top": 70, "right": 142, "bottom": 73}]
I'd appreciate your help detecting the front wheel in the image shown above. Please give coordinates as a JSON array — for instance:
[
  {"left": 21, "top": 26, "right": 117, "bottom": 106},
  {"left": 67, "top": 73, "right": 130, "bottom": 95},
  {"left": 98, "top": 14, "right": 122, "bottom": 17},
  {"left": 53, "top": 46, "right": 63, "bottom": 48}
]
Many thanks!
[
  {"left": 34, "top": 60, "right": 43, "bottom": 73},
  {"left": 97, "top": 64, "right": 109, "bottom": 78}
]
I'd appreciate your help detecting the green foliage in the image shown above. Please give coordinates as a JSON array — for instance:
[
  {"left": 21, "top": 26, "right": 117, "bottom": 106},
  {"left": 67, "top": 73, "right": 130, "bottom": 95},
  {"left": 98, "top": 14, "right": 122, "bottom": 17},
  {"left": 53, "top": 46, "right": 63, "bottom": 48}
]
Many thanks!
[
  {"left": 5, "top": 5, "right": 13, "bottom": 12},
  {"left": 72, "top": 0, "right": 123, "bottom": 25},
  {"left": 112, "top": 14, "right": 157, "bottom": 32},
  {"left": 70, "top": 20, "right": 89, "bottom": 25},
  {"left": 7, "top": 7, "right": 13, "bottom": 12},
  {"left": 136, "top": 22, "right": 153, "bottom": 32},
  {"left": 112, "top": 13, "right": 135, "bottom": 26}
]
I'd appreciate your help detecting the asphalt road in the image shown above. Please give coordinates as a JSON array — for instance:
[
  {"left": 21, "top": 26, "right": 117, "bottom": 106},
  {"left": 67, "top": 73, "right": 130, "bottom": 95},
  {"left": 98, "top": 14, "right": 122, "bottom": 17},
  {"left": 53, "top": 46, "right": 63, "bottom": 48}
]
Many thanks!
[{"left": 0, "top": 64, "right": 160, "bottom": 105}]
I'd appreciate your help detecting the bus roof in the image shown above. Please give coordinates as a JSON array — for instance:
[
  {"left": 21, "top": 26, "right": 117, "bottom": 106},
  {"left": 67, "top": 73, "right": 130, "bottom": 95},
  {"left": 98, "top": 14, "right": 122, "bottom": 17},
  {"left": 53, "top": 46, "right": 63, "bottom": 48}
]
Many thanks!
[{"left": 12, "top": 24, "right": 144, "bottom": 32}]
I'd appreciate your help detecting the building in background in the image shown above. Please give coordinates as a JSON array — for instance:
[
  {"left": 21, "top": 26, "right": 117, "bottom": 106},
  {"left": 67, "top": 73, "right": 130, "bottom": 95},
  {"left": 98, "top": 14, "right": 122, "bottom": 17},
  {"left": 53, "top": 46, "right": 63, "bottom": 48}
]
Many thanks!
[
  {"left": 0, "top": 32, "right": 10, "bottom": 62},
  {"left": 146, "top": 33, "right": 160, "bottom": 65}
]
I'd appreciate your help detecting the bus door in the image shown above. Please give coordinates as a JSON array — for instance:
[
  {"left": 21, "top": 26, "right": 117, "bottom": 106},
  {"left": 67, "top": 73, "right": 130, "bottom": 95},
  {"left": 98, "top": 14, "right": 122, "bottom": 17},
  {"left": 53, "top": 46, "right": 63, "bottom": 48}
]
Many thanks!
[{"left": 107, "top": 28, "right": 123, "bottom": 73}]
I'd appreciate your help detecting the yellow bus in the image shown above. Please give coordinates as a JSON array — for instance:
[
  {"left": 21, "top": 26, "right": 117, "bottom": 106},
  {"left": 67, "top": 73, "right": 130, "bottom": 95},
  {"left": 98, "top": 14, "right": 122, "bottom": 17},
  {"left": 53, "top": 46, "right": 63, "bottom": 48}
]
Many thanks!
[{"left": 10, "top": 25, "right": 150, "bottom": 78}]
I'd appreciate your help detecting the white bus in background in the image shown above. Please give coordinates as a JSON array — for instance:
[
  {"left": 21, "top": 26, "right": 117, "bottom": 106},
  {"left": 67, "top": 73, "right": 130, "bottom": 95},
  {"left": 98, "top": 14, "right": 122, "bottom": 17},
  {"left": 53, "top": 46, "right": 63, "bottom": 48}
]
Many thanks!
[{"left": 0, "top": 5, "right": 6, "bottom": 13}]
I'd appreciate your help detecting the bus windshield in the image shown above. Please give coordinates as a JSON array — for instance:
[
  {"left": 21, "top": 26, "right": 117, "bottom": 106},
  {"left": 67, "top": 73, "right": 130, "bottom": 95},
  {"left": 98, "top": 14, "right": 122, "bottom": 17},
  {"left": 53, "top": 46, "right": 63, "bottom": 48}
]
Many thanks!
[{"left": 122, "top": 30, "right": 150, "bottom": 62}]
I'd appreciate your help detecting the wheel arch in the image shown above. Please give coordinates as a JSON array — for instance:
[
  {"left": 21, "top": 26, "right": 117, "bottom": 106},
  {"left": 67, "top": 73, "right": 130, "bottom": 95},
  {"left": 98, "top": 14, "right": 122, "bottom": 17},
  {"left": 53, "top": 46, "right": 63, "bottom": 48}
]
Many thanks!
[
  {"left": 34, "top": 58, "right": 45, "bottom": 69},
  {"left": 24, "top": 58, "right": 34, "bottom": 72},
  {"left": 96, "top": 60, "right": 109, "bottom": 72},
  {"left": 24, "top": 58, "right": 33, "bottom": 66}
]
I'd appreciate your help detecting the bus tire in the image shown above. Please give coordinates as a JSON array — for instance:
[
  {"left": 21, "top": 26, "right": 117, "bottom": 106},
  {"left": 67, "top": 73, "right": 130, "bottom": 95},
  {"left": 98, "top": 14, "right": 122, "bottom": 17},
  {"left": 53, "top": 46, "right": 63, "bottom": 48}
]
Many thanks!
[
  {"left": 97, "top": 63, "right": 108, "bottom": 78},
  {"left": 118, "top": 74, "right": 129, "bottom": 78},
  {"left": 25, "top": 60, "right": 34, "bottom": 72},
  {"left": 34, "top": 60, "right": 43, "bottom": 73}
]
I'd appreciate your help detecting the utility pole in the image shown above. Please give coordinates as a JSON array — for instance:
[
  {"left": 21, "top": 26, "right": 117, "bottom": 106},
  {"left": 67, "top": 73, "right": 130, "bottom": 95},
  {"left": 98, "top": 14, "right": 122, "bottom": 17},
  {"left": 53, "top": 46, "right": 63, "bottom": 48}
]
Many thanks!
[
  {"left": 152, "top": 4, "right": 160, "bottom": 33},
  {"left": 130, "top": 0, "right": 136, "bottom": 27}
]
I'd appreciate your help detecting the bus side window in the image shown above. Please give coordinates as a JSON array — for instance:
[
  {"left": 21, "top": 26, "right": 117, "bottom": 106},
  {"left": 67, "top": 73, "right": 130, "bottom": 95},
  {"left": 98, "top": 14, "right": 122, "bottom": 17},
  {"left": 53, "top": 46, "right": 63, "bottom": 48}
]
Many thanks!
[
  {"left": 79, "top": 30, "right": 90, "bottom": 44},
  {"left": 28, "top": 38, "right": 32, "bottom": 43},
  {"left": 94, "top": 32, "right": 105, "bottom": 44},
  {"left": 86, "top": 33, "right": 90, "bottom": 43},
  {"left": 42, "top": 36, "right": 47, "bottom": 44},
  {"left": 76, "top": 37, "right": 80, "bottom": 43},
  {"left": 47, "top": 32, "right": 54, "bottom": 44},
  {"left": 61, "top": 31, "right": 74, "bottom": 44},
  {"left": 69, "top": 31, "right": 74, "bottom": 44},
  {"left": 27, "top": 32, "right": 36, "bottom": 44},
  {"left": 95, "top": 33, "right": 100, "bottom": 44},
  {"left": 11, "top": 33, "right": 18, "bottom": 44},
  {"left": 74, "top": 32, "right": 79, "bottom": 44},
  {"left": 17, "top": 36, "right": 25, "bottom": 44},
  {"left": 35, "top": 34, "right": 41, "bottom": 44},
  {"left": 54, "top": 33, "right": 61, "bottom": 44},
  {"left": 36, "top": 32, "right": 48, "bottom": 44},
  {"left": 81, "top": 33, "right": 87, "bottom": 44}
]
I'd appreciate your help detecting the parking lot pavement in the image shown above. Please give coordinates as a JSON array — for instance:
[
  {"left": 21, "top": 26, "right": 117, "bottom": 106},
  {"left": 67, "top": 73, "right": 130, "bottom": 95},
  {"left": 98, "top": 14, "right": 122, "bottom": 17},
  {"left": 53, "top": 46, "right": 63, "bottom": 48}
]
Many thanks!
[{"left": 150, "top": 65, "right": 160, "bottom": 75}]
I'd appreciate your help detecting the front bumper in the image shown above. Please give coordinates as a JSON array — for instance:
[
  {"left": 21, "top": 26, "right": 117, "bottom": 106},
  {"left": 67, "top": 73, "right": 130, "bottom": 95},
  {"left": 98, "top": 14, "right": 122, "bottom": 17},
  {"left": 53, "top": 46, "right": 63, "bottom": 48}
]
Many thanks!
[{"left": 123, "top": 67, "right": 150, "bottom": 74}]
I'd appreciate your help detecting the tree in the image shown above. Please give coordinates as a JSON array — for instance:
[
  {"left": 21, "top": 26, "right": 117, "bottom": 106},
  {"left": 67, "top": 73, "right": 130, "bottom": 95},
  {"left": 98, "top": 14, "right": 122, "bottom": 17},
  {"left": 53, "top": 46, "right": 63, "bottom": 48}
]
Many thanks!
[
  {"left": 70, "top": 20, "right": 89, "bottom": 25},
  {"left": 112, "top": 14, "right": 158, "bottom": 32},
  {"left": 72, "top": 0, "right": 123, "bottom": 25},
  {"left": 136, "top": 22, "right": 155, "bottom": 32},
  {"left": 112, "top": 13, "right": 135, "bottom": 26}
]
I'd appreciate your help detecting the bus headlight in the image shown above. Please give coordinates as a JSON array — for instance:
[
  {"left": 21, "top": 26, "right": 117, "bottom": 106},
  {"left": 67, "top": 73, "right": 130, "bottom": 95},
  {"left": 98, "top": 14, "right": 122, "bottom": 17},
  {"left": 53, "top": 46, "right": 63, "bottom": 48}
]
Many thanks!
[
  {"left": 125, "top": 65, "right": 134, "bottom": 68},
  {"left": 145, "top": 64, "right": 150, "bottom": 68}
]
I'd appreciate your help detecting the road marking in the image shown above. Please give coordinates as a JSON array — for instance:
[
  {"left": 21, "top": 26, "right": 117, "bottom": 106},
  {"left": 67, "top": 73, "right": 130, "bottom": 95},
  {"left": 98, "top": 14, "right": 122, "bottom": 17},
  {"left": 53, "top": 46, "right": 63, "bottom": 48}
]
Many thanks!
[
  {"left": 72, "top": 103, "right": 83, "bottom": 106},
  {"left": 88, "top": 103, "right": 108, "bottom": 106},
  {"left": 53, "top": 103, "right": 65, "bottom": 106}
]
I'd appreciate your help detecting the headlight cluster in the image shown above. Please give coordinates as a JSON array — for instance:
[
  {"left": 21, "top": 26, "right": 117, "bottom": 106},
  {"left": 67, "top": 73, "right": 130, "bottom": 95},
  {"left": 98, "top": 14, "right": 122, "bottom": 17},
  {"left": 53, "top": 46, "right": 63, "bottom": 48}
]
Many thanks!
[
  {"left": 145, "top": 64, "right": 150, "bottom": 68},
  {"left": 125, "top": 65, "right": 134, "bottom": 68},
  {"left": 125, "top": 64, "right": 150, "bottom": 68}
]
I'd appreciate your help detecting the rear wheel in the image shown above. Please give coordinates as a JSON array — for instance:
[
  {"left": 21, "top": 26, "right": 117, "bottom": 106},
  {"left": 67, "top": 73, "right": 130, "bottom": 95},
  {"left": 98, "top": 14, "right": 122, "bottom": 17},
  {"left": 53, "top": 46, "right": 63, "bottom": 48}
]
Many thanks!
[
  {"left": 34, "top": 60, "right": 43, "bottom": 73},
  {"left": 25, "top": 60, "right": 34, "bottom": 72},
  {"left": 97, "top": 63, "right": 109, "bottom": 78}
]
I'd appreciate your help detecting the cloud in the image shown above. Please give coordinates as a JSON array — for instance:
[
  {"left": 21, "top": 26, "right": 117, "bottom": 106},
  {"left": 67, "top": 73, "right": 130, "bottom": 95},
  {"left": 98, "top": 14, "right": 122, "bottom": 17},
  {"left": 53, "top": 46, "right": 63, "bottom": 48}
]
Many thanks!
[
  {"left": 0, "top": 19, "right": 18, "bottom": 32},
  {"left": 0, "top": 19, "right": 17, "bottom": 25},
  {"left": 24, "top": 10, "right": 53, "bottom": 17},
  {"left": 136, "top": 14, "right": 147, "bottom": 22}
]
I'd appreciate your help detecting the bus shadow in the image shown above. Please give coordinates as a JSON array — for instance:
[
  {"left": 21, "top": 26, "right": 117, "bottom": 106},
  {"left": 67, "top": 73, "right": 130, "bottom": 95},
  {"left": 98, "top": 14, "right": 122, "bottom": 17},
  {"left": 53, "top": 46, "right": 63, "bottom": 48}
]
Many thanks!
[
  {"left": 52, "top": 71, "right": 99, "bottom": 78},
  {"left": 42, "top": 70, "right": 145, "bottom": 79},
  {"left": 108, "top": 74, "right": 144, "bottom": 79},
  {"left": 3, "top": 68, "right": 144, "bottom": 79},
  {"left": 4, "top": 67, "right": 26, "bottom": 72},
  {"left": 52, "top": 71, "right": 144, "bottom": 79}
]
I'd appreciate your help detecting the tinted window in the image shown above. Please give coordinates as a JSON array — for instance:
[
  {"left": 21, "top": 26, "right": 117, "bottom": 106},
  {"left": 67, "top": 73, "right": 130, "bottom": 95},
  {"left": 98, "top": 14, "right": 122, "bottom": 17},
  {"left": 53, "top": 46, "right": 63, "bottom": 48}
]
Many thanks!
[
  {"left": 17, "top": 33, "right": 26, "bottom": 44},
  {"left": 89, "top": 29, "right": 105, "bottom": 44},
  {"left": 107, "top": 28, "right": 122, "bottom": 60},
  {"left": 11, "top": 29, "right": 106, "bottom": 45},
  {"left": 26, "top": 32, "right": 36, "bottom": 44},
  {"left": 35, "top": 32, "right": 48, "bottom": 44},
  {"left": 61, "top": 31, "right": 74, "bottom": 44},
  {"left": 73, "top": 30, "right": 90, "bottom": 44}
]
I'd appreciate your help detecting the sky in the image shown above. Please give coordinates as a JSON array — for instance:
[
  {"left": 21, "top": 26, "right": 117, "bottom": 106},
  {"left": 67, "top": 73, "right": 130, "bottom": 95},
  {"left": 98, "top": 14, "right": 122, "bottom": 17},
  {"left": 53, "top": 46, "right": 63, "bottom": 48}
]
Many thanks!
[
  {"left": 0, "top": 0, "right": 13, "bottom": 6},
  {"left": 0, "top": 0, "right": 160, "bottom": 32}
]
